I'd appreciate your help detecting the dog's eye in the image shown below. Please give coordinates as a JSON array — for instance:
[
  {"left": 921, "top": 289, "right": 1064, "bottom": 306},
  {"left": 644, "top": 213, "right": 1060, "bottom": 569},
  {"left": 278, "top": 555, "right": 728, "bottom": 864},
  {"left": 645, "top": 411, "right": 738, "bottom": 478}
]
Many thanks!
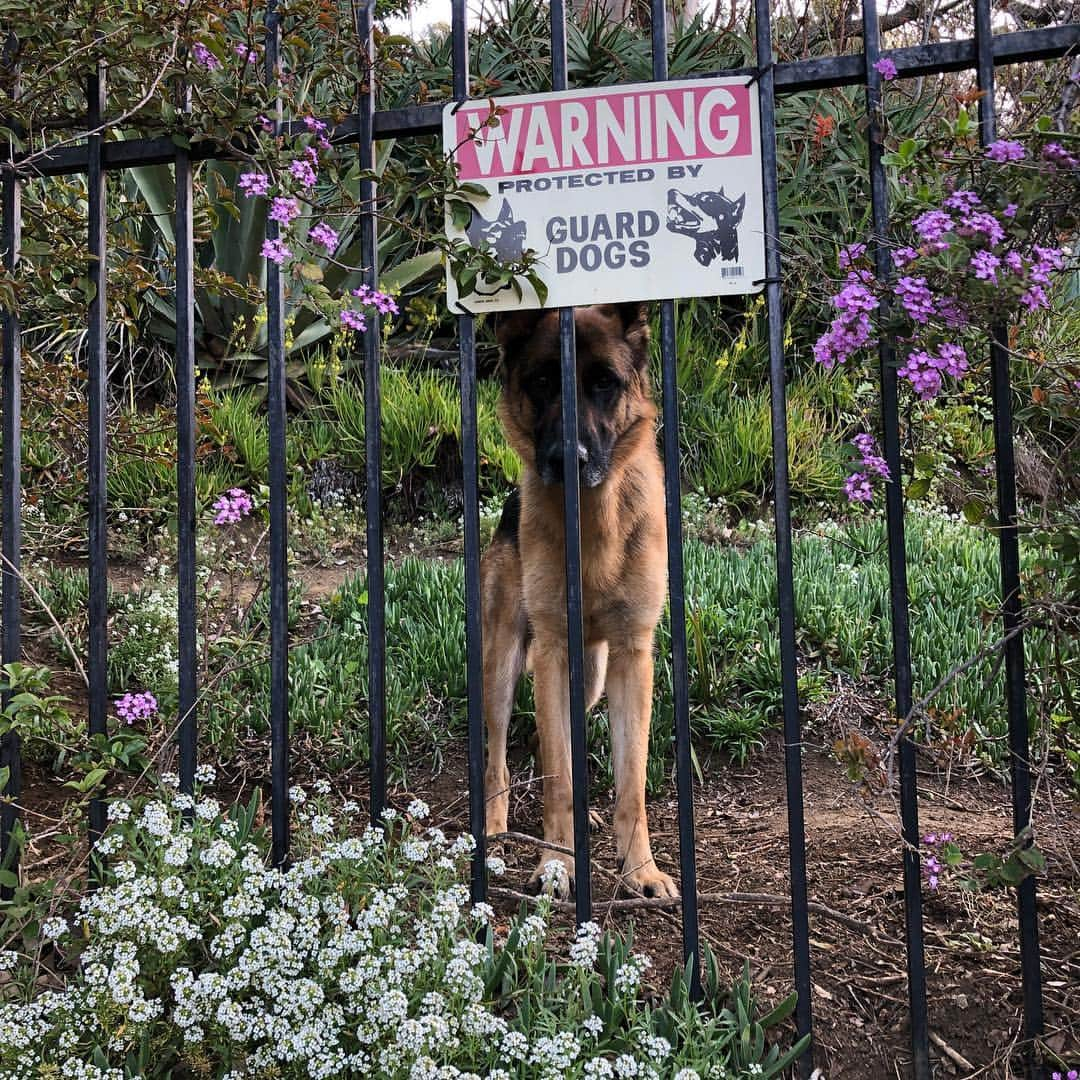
[{"left": 588, "top": 370, "right": 619, "bottom": 394}]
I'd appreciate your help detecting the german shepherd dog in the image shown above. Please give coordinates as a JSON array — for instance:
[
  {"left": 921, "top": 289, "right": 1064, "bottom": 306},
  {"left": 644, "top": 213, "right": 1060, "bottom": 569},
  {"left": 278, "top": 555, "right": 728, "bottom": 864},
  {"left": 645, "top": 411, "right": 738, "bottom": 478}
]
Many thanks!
[{"left": 481, "top": 303, "right": 677, "bottom": 900}]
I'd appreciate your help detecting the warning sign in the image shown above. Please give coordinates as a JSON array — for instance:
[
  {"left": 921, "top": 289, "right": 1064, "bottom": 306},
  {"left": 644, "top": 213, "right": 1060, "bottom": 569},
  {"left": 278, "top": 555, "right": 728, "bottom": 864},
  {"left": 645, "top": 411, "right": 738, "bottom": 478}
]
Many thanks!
[{"left": 444, "top": 78, "right": 765, "bottom": 311}]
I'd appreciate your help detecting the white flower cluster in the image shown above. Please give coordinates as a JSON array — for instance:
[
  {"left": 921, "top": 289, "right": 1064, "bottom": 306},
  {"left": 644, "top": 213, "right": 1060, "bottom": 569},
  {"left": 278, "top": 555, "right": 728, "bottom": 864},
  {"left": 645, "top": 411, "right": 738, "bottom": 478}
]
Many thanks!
[{"left": 0, "top": 783, "right": 778, "bottom": 1079}]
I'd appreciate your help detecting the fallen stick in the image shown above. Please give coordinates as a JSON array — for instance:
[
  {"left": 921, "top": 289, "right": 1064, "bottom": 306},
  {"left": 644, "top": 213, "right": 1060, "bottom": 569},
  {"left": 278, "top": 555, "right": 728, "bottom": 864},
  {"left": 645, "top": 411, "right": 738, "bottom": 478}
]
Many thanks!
[{"left": 929, "top": 1031, "right": 975, "bottom": 1072}]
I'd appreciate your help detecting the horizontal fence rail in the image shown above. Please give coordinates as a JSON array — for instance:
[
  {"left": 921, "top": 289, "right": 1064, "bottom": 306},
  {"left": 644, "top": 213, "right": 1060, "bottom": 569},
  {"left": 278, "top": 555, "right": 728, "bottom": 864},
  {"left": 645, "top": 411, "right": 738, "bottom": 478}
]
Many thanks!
[{"left": 0, "top": 5, "right": 1075, "bottom": 1077}]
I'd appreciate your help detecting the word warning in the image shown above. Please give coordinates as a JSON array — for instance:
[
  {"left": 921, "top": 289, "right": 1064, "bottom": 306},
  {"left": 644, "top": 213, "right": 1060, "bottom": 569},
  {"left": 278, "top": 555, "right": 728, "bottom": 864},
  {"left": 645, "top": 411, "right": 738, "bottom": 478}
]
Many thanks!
[{"left": 444, "top": 78, "right": 765, "bottom": 311}]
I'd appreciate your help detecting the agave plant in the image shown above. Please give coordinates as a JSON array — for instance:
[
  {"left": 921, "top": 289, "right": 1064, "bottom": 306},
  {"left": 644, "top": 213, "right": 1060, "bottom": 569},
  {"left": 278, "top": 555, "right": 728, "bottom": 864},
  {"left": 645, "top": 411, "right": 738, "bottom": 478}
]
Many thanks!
[{"left": 124, "top": 139, "right": 442, "bottom": 392}]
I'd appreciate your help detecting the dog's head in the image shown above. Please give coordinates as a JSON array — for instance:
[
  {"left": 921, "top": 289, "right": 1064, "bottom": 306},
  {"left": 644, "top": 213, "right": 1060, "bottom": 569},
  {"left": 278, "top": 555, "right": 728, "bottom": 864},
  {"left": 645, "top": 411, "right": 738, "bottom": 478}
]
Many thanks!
[{"left": 495, "top": 303, "right": 655, "bottom": 490}]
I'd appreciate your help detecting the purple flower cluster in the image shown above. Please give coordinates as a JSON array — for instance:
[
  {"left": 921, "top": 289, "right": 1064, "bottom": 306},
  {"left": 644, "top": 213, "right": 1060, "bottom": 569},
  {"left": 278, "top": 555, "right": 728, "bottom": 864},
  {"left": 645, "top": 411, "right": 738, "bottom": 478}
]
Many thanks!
[
  {"left": 1042, "top": 142, "right": 1079, "bottom": 170},
  {"left": 985, "top": 139, "right": 1025, "bottom": 163},
  {"left": 873, "top": 57, "right": 897, "bottom": 81},
  {"left": 290, "top": 157, "right": 318, "bottom": 189},
  {"left": 341, "top": 309, "right": 367, "bottom": 332},
  {"left": 213, "top": 487, "right": 254, "bottom": 526},
  {"left": 812, "top": 276, "right": 878, "bottom": 369},
  {"left": 921, "top": 831, "right": 953, "bottom": 891},
  {"left": 843, "top": 434, "right": 890, "bottom": 504},
  {"left": 353, "top": 284, "right": 400, "bottom": 316},
  {"left": 894, "top": 276, "right": 935, "bottom": 324},
  {"left": 309, "top": 222, "right": 339, "bottom": 252},
  {"left": 837, "top": 242, "right": 866, "bottom": 270},
  {"left": 238, "top": 172, "right": 270, "bottom": 198},
  {"left": 1051, "top": 1070, "right": 1078, "bottom": 1080},
  {"left": 897, "top": 343, "right": 968, "bottom": 399},
  {"left": 192, "top": 42, "right": 221, "bottom": 72},
  {"left": 234, "top": 43, "right": 259, "bottom": 63},
  {"left": 115, "top": 691, "right": 158, "bottom": 724},
  {"left": 969, "top": 250, "right": 1000, "bottom": 282},
  {"left": 260, "top": 238, "right": 291, "bottom": 265},
  {"left": 268, "top": 196, "right": 301, "bottom": 225},
  {"left": 912, "top": 209, "right": 952, "bottom": 249}
]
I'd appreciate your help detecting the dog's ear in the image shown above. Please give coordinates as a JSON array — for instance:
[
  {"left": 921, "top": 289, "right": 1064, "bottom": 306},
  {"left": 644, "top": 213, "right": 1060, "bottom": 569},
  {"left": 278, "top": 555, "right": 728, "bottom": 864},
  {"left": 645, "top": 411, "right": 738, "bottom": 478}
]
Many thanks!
[
  {"left": 608, "top": 302, "right": 651, "bottom": 364},
  {"left": 497, "top": 199, "right": 515, "bottom": 224},
  {"left": 732, "top": 192, "right": 746, "bottom": 222},
  {"left": 495, "top": 309, "right": 547, "bottom": 370}
]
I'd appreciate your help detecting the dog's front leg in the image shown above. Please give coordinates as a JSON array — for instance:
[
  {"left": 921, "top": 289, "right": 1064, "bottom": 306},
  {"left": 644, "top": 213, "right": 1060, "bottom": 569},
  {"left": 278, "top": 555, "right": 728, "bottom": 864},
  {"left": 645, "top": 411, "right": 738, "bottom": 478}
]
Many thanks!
[
  {"left": 607, "top": 639, "right": 679, "bottom": 899},
  {"left": 530, "top": 636, "right": 576, "bottom": 899}
]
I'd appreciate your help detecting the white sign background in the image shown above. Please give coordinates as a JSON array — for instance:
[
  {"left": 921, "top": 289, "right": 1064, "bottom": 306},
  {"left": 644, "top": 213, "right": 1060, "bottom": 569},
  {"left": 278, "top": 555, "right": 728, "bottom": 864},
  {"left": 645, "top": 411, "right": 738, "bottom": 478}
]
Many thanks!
[{"left": 444, "top": 77, "right": 765, "bottom": 312}]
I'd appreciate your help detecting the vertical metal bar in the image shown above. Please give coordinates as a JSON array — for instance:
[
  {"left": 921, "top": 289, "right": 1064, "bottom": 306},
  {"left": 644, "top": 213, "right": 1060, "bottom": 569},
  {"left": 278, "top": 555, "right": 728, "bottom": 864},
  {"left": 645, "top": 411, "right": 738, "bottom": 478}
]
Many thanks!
[
  {"left": 175, "top": 84, "right": 197, "bottom": 796},
  {"left": 752, "top": 1, "right": 813, "bottom": 1072},
  {"left": 86, "top": 65, "right": 108, "bottom": 853},
  {"left": 973, "top": 0, "right": 1045, "bottom": 1053},
  {"left": 862, "top": 5, "right": 931, "bottom": 1075},
  {"left": 356, "top": 0, "right": 386, "bottom": 826},
  {"left": 0, "top": 163, "right": 21, "bottom": 898},
  {"left": 650, "top": 0, "right": 701, "bottom": 999},
  {"left": 265, "top": 0, "right": 290, "bottom": 867},
  {"left": 452, "top": 0, "right": 487, "bottom": 902},
  {"left": 550, "top": 0, "right": 591, "bottom": 923}
]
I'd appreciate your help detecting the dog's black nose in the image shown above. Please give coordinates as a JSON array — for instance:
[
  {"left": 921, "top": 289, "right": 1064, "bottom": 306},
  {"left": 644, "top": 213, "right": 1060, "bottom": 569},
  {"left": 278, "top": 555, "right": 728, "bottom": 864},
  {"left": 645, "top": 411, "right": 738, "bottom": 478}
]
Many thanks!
[{"left": 540, "top": 441, "right": 588, "bottom": 484}]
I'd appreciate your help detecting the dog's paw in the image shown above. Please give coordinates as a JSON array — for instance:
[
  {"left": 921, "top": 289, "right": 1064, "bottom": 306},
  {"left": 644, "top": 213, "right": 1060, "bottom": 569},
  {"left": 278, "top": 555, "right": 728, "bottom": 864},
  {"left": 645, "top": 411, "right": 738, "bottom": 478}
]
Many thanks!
[
  {"left": 588, "top": 808, "right": 604, "bottom": 834},
  {"left": 621, "top": 861, "right": 679, "bottom": 900},
  {"left": 528, "top": 853, "right": 575, "bottom": 900}
]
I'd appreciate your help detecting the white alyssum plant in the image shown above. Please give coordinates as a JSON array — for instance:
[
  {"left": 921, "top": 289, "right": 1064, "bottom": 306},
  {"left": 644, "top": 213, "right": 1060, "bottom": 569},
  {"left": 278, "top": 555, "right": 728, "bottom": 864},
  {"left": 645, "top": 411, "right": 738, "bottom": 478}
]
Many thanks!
[{"left": 0, "top": 782, "right": 805, "bottom": 1079}]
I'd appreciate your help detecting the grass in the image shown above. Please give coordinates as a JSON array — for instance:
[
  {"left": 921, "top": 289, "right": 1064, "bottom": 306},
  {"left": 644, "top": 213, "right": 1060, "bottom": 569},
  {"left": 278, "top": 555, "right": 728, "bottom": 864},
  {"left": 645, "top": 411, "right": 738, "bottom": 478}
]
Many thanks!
[{"left": 202, "top": 509, "right": 1058, "bottom": 790}]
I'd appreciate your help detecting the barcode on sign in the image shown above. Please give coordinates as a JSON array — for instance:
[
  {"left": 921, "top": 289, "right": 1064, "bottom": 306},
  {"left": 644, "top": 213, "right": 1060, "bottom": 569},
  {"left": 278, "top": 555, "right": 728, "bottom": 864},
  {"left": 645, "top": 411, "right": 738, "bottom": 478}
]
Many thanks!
[{"left": 721, "top": 266, "right": 745, "bottom": 279}]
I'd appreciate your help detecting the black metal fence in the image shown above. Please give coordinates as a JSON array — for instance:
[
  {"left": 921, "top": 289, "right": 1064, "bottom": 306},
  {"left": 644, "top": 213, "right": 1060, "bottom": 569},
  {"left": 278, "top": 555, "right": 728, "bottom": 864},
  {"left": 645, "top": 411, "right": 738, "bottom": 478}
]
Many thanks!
[{"left": 0, "top": 3, "right": 1077, "bottom": 1077}]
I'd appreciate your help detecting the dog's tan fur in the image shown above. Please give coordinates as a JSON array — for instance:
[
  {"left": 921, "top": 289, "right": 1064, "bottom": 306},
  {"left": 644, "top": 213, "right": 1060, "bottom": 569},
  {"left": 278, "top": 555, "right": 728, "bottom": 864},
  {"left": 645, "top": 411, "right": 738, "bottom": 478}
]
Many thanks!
[{"left": 481, "top": 303, "right": 677, "bottom": 899}]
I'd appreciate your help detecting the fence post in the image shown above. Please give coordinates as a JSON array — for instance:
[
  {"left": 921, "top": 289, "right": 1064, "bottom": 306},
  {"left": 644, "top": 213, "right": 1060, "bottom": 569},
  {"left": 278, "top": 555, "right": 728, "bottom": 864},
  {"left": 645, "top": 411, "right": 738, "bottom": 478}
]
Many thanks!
[
  {"left": 0, "top": 158, "right": 21, "bottom": 899},
  {"left": 86, "top": 62, "right": 109, "bottom": 860},
  {"left": 264, "top": 0, "right": 290, "bottom": 868},
  {"left": 973, "top": 0, "right": 1045, "bottom": 1060},
  {"left": 752, "top": 1, "right": 814, "bottom": 1072},
  {"left": 861, "top": 3, "right": 932, "bottom": 1076}
]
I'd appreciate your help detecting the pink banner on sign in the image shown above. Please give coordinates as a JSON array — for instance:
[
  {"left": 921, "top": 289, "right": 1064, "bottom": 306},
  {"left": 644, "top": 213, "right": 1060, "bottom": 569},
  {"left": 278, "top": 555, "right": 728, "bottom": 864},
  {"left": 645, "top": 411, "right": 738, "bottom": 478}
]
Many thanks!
[{"left": 453, "top": 84, "right": 753, "bottom": 180}]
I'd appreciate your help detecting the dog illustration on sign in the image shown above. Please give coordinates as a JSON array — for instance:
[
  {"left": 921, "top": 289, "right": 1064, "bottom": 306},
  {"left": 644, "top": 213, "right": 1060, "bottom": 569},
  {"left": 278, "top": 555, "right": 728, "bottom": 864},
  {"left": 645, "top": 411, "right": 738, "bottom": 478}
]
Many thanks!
[
  {"left": 466, "top": 199, "right": 528, "bottom": 295},
  {"left": 665, "top": 188, "right": 746, "bottom": 266}
]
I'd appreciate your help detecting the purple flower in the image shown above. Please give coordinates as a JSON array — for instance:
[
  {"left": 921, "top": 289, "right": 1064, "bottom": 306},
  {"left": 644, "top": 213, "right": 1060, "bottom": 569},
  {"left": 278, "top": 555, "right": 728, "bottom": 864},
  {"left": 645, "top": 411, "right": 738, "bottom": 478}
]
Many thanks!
[
  {"left": 898, "top": 350, "right": 943, "bottom": 399},
  {"left": 935, "top": 295, "right": 969, "bottom": 329},
  {"left": 894, "top": 276, "right": 935, "bottom": 324},
  {"left": 353, "top": 284, "right": 400, "bottom": 315},
  {"left": 843, "top": 472, "right": 873, "bottom": 503},
  {"left": 268, "top": 196, "right": 300, "bottom": 225},
  {"left": 341, "top": 309, "right": 368, "bottom": 332},
  {"left": 852, "top": 433, "right": 890, "bottom": 480},
  {"left": 115, "top": 691, "right": 158, "bottom": 724},
  {"left": 873, "top": 57, "right": 897, "bottom": 81},
  {"left": 892, "top": 246, "right": 919, "bottom": 269},
  {"left": 1031, "top": 245, "right": 1065, "bottom": 285},
  {"left": 1020, "top": 285, "right": 1049, "bottom": 312},
  {"left": 1003, "top": 250, "right": 1025, "bottom": 275},
  {"left": 970, "top": 250, "right": 1000, "bottom": 283},
  {"left": 238, "top": 172, "right": 270, "bottom": 198},
  {"left": 257, "top": 114, "right": 275, "bottom": 133},
  {"left": 937, "top": 343, "right": 968, "bottom": 378},
  {"left": 838, "top": 242, "right": 867, "bottom": 270},
  {"left": 289, "top": 158, "right": 318, "bottom": 189},
  {"left": 1002, "top": 203, "right": 1018, "bottom": 218},
  {"left": 943, "top": 189, "right": 980, "bottom": 211},
  {"left": 192, "top": 42, "right": 222, "bottom": 72},
  {"left": 985, "top": 139, "right": 1026, "bottom": 163},
  {"left": 913, "top": 209, "right": 953, "bottom": 245},
  {"left": 304, "top": 116, "right": 328, "bottom": 134},
  {"left": 309, "top": 222, "right": 339, "bottom": 252},
  {"left": 958, "top": 210, "right": 1005, "bottom": 246},
  {"left": 213, "top": 487, "right": 254, "bottom": 526},
  {"left": 1042, "top": 142, "right": 1079, "bottom": 169},
  {"left": 261, "top": 238, "right": 291, "bottom": 265},
  {"left": 234, "top": 43, "right": 259, "bottom": 63}
]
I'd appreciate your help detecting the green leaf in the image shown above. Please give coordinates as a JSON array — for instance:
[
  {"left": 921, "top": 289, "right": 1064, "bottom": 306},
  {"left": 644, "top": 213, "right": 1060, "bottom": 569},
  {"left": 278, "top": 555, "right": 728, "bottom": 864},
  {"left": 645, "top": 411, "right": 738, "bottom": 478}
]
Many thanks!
[
  {"left": 906, "top": 477, "right": 931, "bottom": 499},
  {"left": 0, "top": 869, "right": 17, "bottom": 888}
]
